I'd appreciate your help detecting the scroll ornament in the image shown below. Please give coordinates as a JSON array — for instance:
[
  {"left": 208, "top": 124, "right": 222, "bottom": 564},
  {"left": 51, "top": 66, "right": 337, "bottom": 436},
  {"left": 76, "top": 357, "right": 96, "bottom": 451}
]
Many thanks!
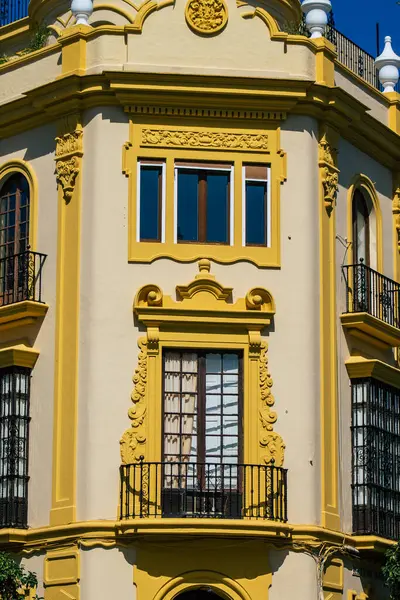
[
  {"left": 141, "top": 128, "right": 268, "bottom": 151},
  {"left": 55, "top": 129, "right": 83, "bottom": 202},
  {"left": 120, "top": 338, "right": 148, "bottom": 463},
  {"left": 259, "top": 343, "right": 285, "bottom": 466},
  {"left": 319, "top": 138, "right": 339, "bottom": 215}
]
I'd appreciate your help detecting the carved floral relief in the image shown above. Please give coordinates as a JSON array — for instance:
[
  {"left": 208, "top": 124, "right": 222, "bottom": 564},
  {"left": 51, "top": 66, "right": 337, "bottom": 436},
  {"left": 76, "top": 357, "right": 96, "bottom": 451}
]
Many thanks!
[{"left": 185, "top": 0, "right": 228, "bottom": 34}]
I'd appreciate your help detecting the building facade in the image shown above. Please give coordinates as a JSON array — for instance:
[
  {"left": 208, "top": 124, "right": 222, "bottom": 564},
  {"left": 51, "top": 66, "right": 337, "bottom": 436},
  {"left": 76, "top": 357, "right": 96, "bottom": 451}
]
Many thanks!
[{"left": 0, "top": 0, "right": 400, "bottom": 598}]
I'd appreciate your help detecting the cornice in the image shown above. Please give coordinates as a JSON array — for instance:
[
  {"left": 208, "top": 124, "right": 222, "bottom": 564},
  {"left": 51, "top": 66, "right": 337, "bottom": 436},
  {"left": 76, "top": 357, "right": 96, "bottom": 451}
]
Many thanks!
[
  {"left": 345, "top": 357, "right": 400, "bottom": 388},
  {"left": 0, "top": 71, "right": 400, "bottom": 169},
  {"left": 0, "top": 520, "right": 393, "bottom": 556}
]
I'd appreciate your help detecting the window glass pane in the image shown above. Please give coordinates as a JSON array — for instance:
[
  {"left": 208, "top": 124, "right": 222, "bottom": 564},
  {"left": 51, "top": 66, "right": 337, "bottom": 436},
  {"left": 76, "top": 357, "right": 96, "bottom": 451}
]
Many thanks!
[
  {"left": 246, "top": 180, "right": 267, "bottom": 246},
  {"left": 139, "top": 165, "right": 161, "bottom": 241},
  {"left": 206, "top": 353, "right": 222, "bottom": 373},
  {"left": 177, "top": 170, "right": 199, "bottom": 242},
  {"left": 206, "top": 172, "right": 229, "bottom": 243}
]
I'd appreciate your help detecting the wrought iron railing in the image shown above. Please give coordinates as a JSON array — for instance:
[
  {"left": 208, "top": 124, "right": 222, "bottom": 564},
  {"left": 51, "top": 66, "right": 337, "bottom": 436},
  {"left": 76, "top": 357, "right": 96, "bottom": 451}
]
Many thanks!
[
  {"left": 120, "top": 461, "right": 288, "bottom": 522},
  {"left": 334, "top": 28, "right": 379, "bottom": 89},
  {"left": 0, "top": 0, "right": 28, "bottom": 26},
  {"left": 342, "top": 262, "right": 400, "bottom": 329},
  {"left": 0, "top": 251, "right": 46, "bottom": 307},
  {"left": 352, "top": 378, "right": 400, "bottom": 541}
]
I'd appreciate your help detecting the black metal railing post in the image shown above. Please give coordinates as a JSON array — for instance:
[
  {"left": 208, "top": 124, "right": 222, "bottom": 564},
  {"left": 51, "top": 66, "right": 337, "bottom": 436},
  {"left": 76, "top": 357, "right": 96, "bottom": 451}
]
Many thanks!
[
  {"left": 342, "top": 262, "right": 400, "bottom": 328},
  {"left": 119, "top": 461, "right": 288, "bottom": 523},
  {"left": 0, "top": 251, "right": 46, "bottom": 307}
]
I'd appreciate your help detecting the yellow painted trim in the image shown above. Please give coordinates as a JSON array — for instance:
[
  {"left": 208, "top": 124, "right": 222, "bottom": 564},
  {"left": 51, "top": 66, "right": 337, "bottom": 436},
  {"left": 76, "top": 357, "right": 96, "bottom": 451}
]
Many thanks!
[
  {"left": 92, "top": 4, "right": 135, "bottom": 24},
  {"left": 0, "top": 44, "right": 60, "bottom": 75},
  {"left": 0, "top": 301, "right": 48, "bottom": 329},
  {"left": 58, "top": 25, "right": 90, "bottom": 76},
  {"left": 341, "top": 312, "right": 400, "bottom": 349},
  {"left": 319, "top": 125, "right": 340, "bottom": 532},
  {"left": 386, "top": 91, "right": 400, "bottom": 135},
  {"left": 153, "top": 571, "right": 252, "bottom": 600},
  {"left": 125, "top": 119, "right": 286, "bottom": 267},
  {"left": 345, "top": 356, "right": 400, "bottom": 387},
  {"left": 346, "top": 173, "right": 383, "bottom": 272},
  {"left": 0, "top": 344, "right": 39, "bottom": 368},
  {"left": 0, "top": 159, "right": 38, "bottom": 251},
  {"left": 44, "top": 546, "right": 80, "bottom": 600},
  {"left": 51, "top": 115, "right": 83, "bottom": 527},
  {"left": 0, "top": 17, "right": 29, "bottom": 42}
]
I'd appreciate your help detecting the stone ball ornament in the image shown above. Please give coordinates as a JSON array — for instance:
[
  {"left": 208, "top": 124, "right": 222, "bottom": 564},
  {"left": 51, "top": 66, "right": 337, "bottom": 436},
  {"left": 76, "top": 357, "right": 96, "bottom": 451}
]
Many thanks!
[
  {"left": 301, "top": 0, "right": 332, "bottom": 39},
  {"left": 375, "top": 36, "right": 400, "bottom": 94},
  {"left": 71, "top": 0, "right": 93, "bottom": 25}
]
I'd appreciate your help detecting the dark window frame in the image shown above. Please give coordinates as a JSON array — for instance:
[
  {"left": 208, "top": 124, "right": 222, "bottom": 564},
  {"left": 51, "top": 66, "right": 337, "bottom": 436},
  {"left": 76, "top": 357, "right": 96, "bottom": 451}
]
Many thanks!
[
  {"left": 351, "top": 377, "right": 400, "bottom": 540},
  {"left": 138, "top": 161, "right": 164, "bottom": 243},
  {"left": 0, "top": 366, "right": 31, "bottom": 529},
  {"left": 0, "top": 173, "right": 30, "bottom": 258},
  {"left": 352, "top": 189, "right": 370, "bottom": 266},
  {"left": 162, "top": 350, "right": 243, "bottom": 466},
  {"left": 175, "top": 164, "right": 232, "bottom": 245}
]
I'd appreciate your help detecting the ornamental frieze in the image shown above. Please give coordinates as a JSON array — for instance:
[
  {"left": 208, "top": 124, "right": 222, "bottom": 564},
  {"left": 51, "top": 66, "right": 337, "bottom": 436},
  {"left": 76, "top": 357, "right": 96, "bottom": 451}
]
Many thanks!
[{"left": 141, "top": 128, "right": 269, "bottom": 151}]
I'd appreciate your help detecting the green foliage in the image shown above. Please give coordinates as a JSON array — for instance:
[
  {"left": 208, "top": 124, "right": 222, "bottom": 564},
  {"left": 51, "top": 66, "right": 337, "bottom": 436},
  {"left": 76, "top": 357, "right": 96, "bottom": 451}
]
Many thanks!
[
  {"left": 0, "top": 552, "right": 40, "bottom": 600},
  {"left": 281, "top": 20, "right": 304, "bottom": 35},
  {"left": 383, "top": 542, "right": 400, "bottom": 600},
  {"left": 0, "top": 22, "right": 49, "bottom": 65}
]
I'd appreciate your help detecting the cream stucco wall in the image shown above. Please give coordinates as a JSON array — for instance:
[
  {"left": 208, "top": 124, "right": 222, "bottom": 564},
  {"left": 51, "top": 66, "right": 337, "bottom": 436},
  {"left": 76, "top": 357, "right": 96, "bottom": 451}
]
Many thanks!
[
  {"left": 0, "top": 123, "right": 58, "bottom": 528},
  {"left": 335, "top": 138, "right": 394, "bottom": 533},
  {"left": 0, "top": 50, "right": 61, "bottom": 106},
  {"left": 77, "top": 108, "right": 321, "bottom": 525},
  {"left": 269, "top": 550, "right": 317, "bottom": 600},
  {"left": 80, "top": 547, "right": 137, "bottom": 600}
]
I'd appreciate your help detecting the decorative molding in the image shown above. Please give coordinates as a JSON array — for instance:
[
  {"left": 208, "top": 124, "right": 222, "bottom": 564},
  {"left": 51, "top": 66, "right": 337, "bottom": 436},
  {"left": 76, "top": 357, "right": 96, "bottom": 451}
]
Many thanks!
[
  {"left": 259, "top": 342, "right": 285, "bottom": 466},
  {"left": 125, "top": 106, "right": 287, "bottom": 121},
  {"left": 319, "top": 133, "right": 339, "bottom": 215},
  {"left": 55, "top": 126, "right": 83, "bottom": 202},
  {"left": 345, "top": 357, "right": 400, "bottom": 388},
  {"left": 176, "top": 258, "right": 233, "bottom": 301},
  {"left": 120, "top": 338, "right": 148, "bottom": 463},
  {"left": 141, "top": 128, "right": 269, "bottom": 151},
  {"left": 185, "top": 0, "right": 228, "bottom": 35}
]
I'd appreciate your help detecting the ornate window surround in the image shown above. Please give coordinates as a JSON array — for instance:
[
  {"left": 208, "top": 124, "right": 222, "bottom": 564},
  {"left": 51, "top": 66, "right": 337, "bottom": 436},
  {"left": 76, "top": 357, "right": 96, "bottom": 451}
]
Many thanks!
[
  {"left": 123, "top": 117, "right": 287, "bottom": 268},
  {"left": 120, "top": 259, "right": 285, "bottom": 468}
]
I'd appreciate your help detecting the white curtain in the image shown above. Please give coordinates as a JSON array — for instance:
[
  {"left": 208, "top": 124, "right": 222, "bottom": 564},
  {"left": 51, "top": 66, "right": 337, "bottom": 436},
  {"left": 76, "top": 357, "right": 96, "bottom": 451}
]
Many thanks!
[{"left": 164, "top": 352, "right": 197, "bottom": 488}]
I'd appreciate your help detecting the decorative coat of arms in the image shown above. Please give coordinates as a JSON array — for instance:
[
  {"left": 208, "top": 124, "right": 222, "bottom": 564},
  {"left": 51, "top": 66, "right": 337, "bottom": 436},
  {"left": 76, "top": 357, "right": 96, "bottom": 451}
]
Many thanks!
[{"left": 185, "top": 0, "right": 228, "bottom": 34}]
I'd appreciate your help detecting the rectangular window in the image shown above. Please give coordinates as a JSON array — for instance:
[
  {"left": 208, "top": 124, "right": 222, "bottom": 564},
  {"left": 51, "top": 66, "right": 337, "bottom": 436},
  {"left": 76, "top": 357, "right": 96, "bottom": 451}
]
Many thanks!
[
  {"left": 352, "top": 378, "right": 400, "bottom": 540},
  {"left": 243, "top": 164, "right": 270, "bottom": 247},
  {"left": 0, "top": 367, "right": 30, "bottom": 528},
  {"left": 163, "top": 350, "right": 242, "bottom": 517},
  {"left": 137, "top": 161, "right": 165, "bottom": 242},
  {"left": 175, "top": 163, "right": 232, "bottom": 245}
]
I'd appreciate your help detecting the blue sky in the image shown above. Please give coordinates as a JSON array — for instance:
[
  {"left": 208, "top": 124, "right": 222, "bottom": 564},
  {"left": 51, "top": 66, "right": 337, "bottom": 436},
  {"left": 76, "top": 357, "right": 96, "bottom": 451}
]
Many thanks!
[{"left": 332, "top": 0, "right": 400, "bottom": 58}]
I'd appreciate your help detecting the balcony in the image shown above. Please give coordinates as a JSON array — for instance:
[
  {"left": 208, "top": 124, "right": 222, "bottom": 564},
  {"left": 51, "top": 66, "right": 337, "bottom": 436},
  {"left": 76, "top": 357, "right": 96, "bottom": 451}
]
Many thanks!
[
  {"left": 119, "top": 461, "right": 288, "bottom": 522},
  {"left": 0, "top": 250, "right": 47, "bottom": 331},
  {"left": 341, "top": 262, "right": 400, "bottom": 348}
]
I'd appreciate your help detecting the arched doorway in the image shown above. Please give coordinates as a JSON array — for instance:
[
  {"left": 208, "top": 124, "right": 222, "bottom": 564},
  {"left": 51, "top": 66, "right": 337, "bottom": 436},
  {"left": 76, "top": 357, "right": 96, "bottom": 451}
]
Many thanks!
[{"left": 175, "top": 590, "right": 225, "bottom": 600}]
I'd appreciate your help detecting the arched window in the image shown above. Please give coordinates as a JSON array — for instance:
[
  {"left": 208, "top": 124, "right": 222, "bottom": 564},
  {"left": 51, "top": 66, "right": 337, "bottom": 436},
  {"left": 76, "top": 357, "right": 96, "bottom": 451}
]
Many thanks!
[
  {"left": 0, "top": 173, "right": 30, "bottom": 259},
  {"left": 175, "top": 591, "right": 224, "bottom": 600},
  {"left": 352, "top": 189, "right": 370, "bottom": 266}
]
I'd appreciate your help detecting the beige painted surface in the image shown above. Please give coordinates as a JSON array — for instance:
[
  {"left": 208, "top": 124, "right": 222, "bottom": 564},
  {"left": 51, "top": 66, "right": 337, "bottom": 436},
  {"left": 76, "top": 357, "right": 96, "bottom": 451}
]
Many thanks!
[
  {"left": 125, "top": 0, "right": 315, "bottom": 79},
  {"left": 0, "top": 51, "right": 61, "bottom": 106},
  {"left": 77, "top": 109, "right": 321, "bottom": 525},
  {"left": 334, "top": 66, "right": 389, "bottom": 127},
  {"left": 269, "top": 550, "right": 317, "bottom": 599},
  {"left": 22, "top": 553, "right": 45, "bottom": 598},
  {"left": 80, "top": 547, "right": 137, "bottom": 600},
  {"left": 0, "top": 123, "right": 58, "bottom": 527},
  {"left": 335, "top": 138, "right": 394, "bottom": 532}
]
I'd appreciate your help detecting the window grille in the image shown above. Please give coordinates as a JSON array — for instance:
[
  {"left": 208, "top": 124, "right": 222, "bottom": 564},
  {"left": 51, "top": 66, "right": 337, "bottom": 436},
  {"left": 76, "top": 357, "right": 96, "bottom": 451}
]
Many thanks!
[
  {"left": 0, "top": 367, "right": 31, "bottom": 529},
  {"left": 352, "top": 378, "right": 400, "bottom": 540}
]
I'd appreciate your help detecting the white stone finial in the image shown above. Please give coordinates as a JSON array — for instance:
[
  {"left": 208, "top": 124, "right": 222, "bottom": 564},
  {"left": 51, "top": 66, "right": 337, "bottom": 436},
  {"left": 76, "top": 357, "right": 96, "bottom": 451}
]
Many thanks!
[
  {"left": 375, "top": 36, "right": 400, "bottom": 93},
  {"left": 71, "top": 0, "right": 93, "bottom": 25},
  {"left": 301, "top": 0, "right": 332, "bottom": 39}
]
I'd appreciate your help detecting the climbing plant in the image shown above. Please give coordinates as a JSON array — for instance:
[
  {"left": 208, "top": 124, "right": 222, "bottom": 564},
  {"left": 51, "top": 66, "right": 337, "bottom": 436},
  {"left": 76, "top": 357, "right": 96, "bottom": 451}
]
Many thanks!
[
  {"left": 383, "top": 542, "right": 400, "bottom": 600},
  {"left": 0, "top": 552, "right": 40, "bottom": 600}
]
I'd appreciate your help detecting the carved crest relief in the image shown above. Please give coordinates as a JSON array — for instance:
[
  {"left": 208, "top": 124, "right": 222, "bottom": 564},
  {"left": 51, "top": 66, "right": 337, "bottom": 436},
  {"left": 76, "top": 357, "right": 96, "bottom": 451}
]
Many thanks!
[
  {"left": 55, "top": 126, "right": 83, "bottom": 202},
  {"left": 185, "top": 0, "right": 228, "bottom": 34}
]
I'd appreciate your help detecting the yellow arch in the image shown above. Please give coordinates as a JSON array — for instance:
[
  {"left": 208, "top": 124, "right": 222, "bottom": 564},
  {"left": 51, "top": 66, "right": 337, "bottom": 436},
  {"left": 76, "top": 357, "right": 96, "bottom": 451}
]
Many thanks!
[
  {"left": 0, "top": 159, "right": 38, "bottom": 251},
  {"left": 347, "top": 173, "right": 383, "bottom": 272},
  {"left": 154, "top": 570, "right": 252, "bottom": 600},
  {"left": 240, "top": 7, "right": 280, "bottom": 36}
]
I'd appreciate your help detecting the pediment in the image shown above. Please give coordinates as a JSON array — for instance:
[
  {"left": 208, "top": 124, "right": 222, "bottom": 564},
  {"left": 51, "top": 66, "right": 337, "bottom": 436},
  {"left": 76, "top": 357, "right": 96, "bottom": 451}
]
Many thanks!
[{"left": 134, "top": 259, "right": 275, "bottom": 331}]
